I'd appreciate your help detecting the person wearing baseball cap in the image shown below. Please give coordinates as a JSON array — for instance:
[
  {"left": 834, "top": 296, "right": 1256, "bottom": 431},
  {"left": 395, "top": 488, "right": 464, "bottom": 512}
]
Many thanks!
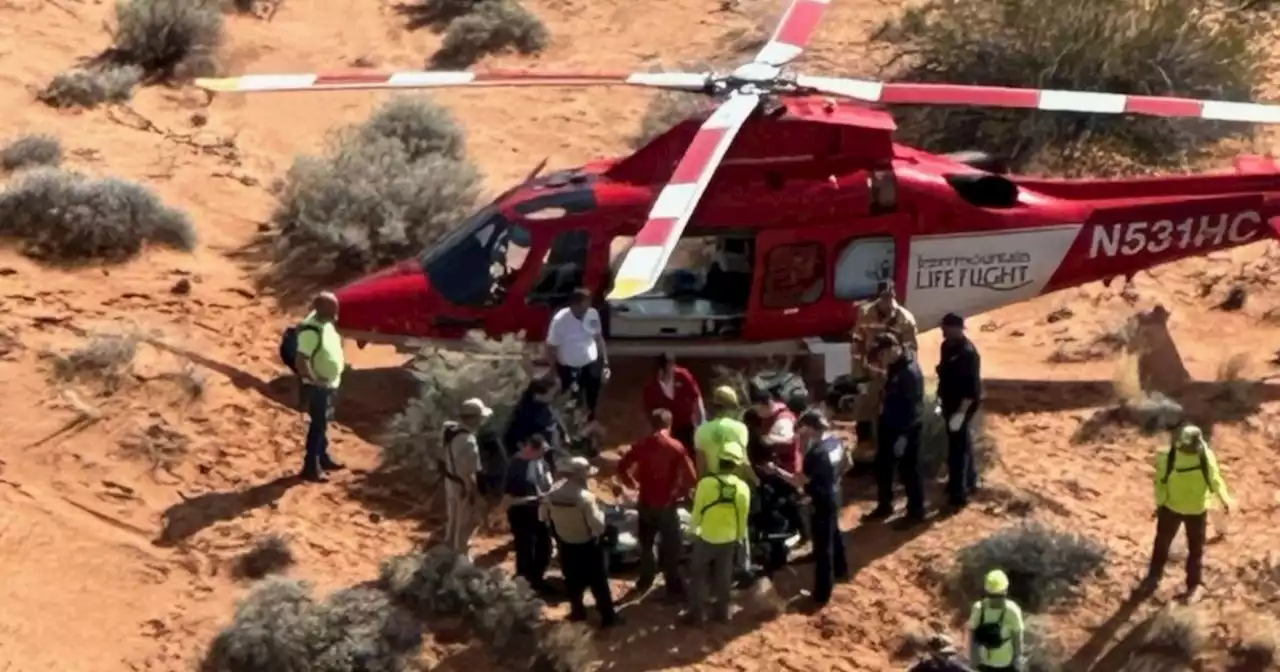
[
  {"left": 967, "top": 569, "right": 1025, "bottom": 671},
  {"left": 864, "top": 331, "right": 927, "bottom": 524},
  {"left": 936, "top": 312, "right": 982, "bottom": 508},
  {"left": 693, "top": 385, "right": 751, "bottom": 478}
]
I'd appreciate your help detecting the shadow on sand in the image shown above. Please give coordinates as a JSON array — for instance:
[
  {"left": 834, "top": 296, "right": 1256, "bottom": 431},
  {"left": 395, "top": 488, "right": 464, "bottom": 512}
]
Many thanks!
[{"left": 155, "top": 475, "right": 303, "bottom": 546}]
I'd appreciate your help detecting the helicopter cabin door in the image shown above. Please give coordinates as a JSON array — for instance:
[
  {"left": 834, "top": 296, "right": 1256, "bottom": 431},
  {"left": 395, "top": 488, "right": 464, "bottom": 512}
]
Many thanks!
[{"left": 744, "top": 225, "right": 899, "bottom": 342}]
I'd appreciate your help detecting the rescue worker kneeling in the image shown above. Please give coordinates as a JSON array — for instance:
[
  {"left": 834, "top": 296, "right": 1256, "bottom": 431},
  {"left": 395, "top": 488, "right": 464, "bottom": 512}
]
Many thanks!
[
  {"left": 968, "top": 570, "right": 1024, "bottom": 672},
  {"left": 541, "top": 456, "right": 619, "bottom": 628},
  {"left": 684, "top": 450, "right": 752, "bottom": 626}
]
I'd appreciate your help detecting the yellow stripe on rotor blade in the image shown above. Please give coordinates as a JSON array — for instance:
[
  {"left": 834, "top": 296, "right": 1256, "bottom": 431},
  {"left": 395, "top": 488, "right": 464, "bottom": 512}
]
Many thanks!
[
  {"left": 194, "top": 77, "right": 240, "bottom": 92},
  {"left": 607, "top": 277, "right": 652, "bottom": 301}
]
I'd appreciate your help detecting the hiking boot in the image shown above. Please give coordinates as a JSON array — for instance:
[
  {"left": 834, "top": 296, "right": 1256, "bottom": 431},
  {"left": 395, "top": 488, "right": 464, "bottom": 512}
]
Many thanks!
[
  {"left": 301, "top": 467, "right": 328, "bottom": 483},
  {"left": 600, "top": 615, "right": 624, "bottom": 629},
  {"left": 1133, "top": 575, "right": 1159, "bottom": 597},
  {"left": 319, "top": 458, "right": 346, "bottom": 471},
  {"left": 1180, "top": 586, "right": 1203, "bottom": 605},
  {"left": 862, "top": 506, "right": 893, "bottom": 521}
]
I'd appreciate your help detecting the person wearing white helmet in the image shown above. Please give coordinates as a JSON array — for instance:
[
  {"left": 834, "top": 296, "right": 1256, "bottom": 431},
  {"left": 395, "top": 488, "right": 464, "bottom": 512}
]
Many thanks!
[
  {"left": 967, "top": 569, "right": 1024, "bottom": 671},
  {"left": 1138, "top": 423, "right": 1234, "bottom": 603}
]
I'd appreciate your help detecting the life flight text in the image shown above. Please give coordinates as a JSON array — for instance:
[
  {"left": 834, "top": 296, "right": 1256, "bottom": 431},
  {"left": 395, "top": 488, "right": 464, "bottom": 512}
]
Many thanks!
[{"left": 1088, "top": 211, "right": 1261, "bottom": 259}]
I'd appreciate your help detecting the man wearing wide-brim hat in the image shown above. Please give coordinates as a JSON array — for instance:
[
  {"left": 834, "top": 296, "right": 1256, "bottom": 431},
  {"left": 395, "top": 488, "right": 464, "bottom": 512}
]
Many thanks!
[{"left": 541, "top": 456, "right": 619, "bottom": 627}]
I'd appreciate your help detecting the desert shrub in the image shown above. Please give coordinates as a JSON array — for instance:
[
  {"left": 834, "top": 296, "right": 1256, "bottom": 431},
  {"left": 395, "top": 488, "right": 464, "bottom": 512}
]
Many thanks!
[
  {"left": 430, "top": 1, "right": 549, "bottom": 68},
  {"left": 1, "top": 134, "right": 63, "bottom": 172},
  {"left": 951, "top": 521, "right": 1108, "bottom": 612},
  {"left": 267, "top": 95, "right": 480, "bottom": 293},
  {"left": 1141, "top": 606, "right": 1207, "bottom": 662},
  {"left": 108, "top": 0, "right": 224, "bottom": 80},
  {"left": 234, "top": 534, "right": 295, "bottom": 580},
  {"left": 875, "top": 0, "right": 1269, "bottom": 175},
  {"left": 201, "top": 578, "right": 423, "bottom": 672},
  {"left": 919, "top": 394, "right": 992, "bottom": 480},
  {"left": 0, "top": 168, "right": 196, "bottom": 263},
  {"left": 380, "top": 333, "right": 530, "bottom": 488},
  {"left": 50, "top": 333, "right": 140, "bottom": 391},
  {"left": 398, "top": 0, "right": 488, "bottom": 29},
  {"left": 1024, "top": 616, "right": 1067, "bottom": 672},
  {"left": 1233, "top": 613, "right": 1279, "bottom": 669},
  {"left": 379, "top": 546, "right": 593, "bottom": 670},
  {"left": 37, "top": 64, "right": 143, "bottom": 109}
]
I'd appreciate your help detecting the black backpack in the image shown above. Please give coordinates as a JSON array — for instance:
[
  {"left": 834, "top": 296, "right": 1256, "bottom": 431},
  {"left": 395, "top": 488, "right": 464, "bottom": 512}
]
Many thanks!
[
  {"left": 971, "top": 602, "right": 1008, "bottom": 649},
  {"left": 278, "top": 323, "right": 321, "bottom": 373}
]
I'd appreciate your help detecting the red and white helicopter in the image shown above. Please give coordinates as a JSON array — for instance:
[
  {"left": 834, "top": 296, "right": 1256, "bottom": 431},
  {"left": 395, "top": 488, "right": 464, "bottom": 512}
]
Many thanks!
[{"left": 199, "top": 0, "right": 1280, "bottom": 380}]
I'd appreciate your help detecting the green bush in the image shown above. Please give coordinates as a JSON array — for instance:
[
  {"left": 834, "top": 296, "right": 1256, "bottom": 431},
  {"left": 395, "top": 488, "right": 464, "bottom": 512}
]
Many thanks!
[
  {"left": 380, "top": 546, "right": 593, "bottom": 671},
  {"left": 37, "top": 64, "right": 142, "bottom": 109},
  {"left": 430, "top": 0, "right": 548, "bottom": 68},
  {"left": 0, "top": 168, "right": 196, "bottom": 263},
  {"left": 875, "top": 0, "right": 1268, "bottom": 174},
  {"left": 0, "top": 134, "right": 63, "bottom": 172},
  {"left": 201, "top": 578, "right": 422, "bottom": 672},
  {"left": 267, "top": 95, "right": 481, "bottom": 292},
  {"left": 951, "top": 521, "right": 1108, "bottom": 613},
  {"left": 380, "top": 333, "right": 530, "bottom": 489},
  {"left": 110, "top": 0, "right": 223, "bottom": 79}
]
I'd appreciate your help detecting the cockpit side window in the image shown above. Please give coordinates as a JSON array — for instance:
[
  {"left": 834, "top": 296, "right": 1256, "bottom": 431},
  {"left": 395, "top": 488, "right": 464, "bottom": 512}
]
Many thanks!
[
  {"left": 424, "top": 208, "right": 533, "bottom": 307},
  {"left": 528, "top": 229, "right": 590, "bottom": 306}
]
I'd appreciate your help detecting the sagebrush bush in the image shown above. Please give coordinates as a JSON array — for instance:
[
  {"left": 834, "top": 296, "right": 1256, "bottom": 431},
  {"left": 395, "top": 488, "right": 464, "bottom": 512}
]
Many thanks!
[
  {"left": 919, "top": 393, "right": 992, "bottom": 480},
  {"left": 430, "top": 1, "right": 549, "bottom": 68},
  {"left": 202, "top": 578, "right": 423, "bottom": 672},
  {"left": 380, "top": 547, "right": 593, "bottom": 671},
  {"left": 234, "top": 534, "right": 295, "bottom": 580},
  {"left": 0, "top": 134, "right": 63, "bottom": 172},
  {"left": 109, "top": 0, "right": 224, "bottom": 79},
  {"left": 50, "top": 333, "right": 140, "bottom": 391},
  {"left": 380, "top": 333, "right": 529, "bottom": 488},
  {"left": 1024, "top": 616, "right": 1066, "bottom": 672},
  {"left": 268, "top": 95, "right": 481, "bottom": 292},
  {"left": 37, "top": 64, "right": 143, "bottom": 109},
  {"left": 952, "top": 521, "right": 1108, "bottom": 612},
  {"left": 0, "top": 168, "right": 197, "bottom": 263},
  {"left": 399, "top": 0, "right": 487, "bottom": 29},
  {"left": 875, "top": 0, "right": 1268, "bottom": 175},
  {"left": 1142, "top": 606, "right": 1207, "bottom": 662}
]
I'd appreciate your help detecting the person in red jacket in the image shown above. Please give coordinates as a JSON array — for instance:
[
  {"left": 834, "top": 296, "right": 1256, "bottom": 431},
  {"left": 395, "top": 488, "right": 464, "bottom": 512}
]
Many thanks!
[
  {"left": 641, "top": 353, "right": 706, "bottom": 456},
  {"left": 616, "top": 408, "right": 698, "bottom": 599}
]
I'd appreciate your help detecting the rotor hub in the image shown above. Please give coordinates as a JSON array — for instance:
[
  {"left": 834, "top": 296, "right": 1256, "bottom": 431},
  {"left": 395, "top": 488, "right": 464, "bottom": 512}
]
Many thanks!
[{"left": 730, "top": 62, "right": 782, "bottom": 86}]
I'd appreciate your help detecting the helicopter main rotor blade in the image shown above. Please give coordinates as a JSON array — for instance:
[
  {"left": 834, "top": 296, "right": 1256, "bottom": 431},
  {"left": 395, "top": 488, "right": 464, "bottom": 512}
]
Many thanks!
[
  {"left": 794, "top": 76, "right": 1280, "bottom": 123},
  {"left": 194, "top": 70, "right": 712, "bottom": 94},
  {"left": 753, "top": 0, "right": 831, "bottom": 67},
  {"left": 608, "top": 93, "right": 761, "bottom": 301}
]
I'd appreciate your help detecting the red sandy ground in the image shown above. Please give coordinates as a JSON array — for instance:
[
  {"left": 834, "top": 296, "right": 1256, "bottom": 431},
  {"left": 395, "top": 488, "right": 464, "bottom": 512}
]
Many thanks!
[{"left": 2, "top": 0, "right": 1280, "bottom": 670}]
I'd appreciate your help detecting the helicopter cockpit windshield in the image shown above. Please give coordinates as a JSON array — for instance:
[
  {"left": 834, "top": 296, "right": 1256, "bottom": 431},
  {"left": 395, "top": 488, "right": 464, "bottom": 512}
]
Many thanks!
[{"left": 422, "top": 205, "right": 533, "bottom": 307}]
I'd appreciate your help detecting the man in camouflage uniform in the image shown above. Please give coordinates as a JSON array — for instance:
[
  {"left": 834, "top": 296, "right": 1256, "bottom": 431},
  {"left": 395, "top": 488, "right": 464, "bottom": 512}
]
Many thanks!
[{"left": 849, "top": 280, "right": 918, "bottom": 459}]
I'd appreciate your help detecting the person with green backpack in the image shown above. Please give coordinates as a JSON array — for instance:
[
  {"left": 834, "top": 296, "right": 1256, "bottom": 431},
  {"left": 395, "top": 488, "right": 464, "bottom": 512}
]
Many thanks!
[
  {"left": 1138, "top": 424, "right": 1234, "bottom": 603},
  {"left": 967, "top": 569, "right": 1024, "bottom": 672}
]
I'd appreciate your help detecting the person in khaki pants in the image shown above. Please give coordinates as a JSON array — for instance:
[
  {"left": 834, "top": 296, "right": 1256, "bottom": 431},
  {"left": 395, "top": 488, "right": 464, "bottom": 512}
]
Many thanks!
[
  {"left": 1137, "top": 424, "right": 1234, "bottom": 604},
  {"left": 441, "top": 398, "right": 491, "bottom": 556},
  {"left": 682, "top": 451, "right": 751, "bottom": 626}
]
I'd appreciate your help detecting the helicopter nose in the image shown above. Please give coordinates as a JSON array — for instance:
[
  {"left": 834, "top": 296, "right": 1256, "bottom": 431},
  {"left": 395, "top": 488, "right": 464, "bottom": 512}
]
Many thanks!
[{"left": 334, "top": 259, "right": 432, "bottom": 337}]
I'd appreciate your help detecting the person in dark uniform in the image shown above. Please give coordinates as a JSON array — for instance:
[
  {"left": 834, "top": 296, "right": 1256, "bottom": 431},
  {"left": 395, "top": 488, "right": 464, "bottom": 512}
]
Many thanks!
[
  {"left": 502, "top": 435, "right": 554, "bottom": 592},
  {"left": 765, "top": 409, "right": 850, "bottom": 606},
  {"left": 863, "top": 332, "right": 926, "bottom": 524},
  {"left": 504, "top": 377, "right": 563, "bottom": 459},
  {"left": 936, "top": 312, "right": 982, "bottom": 508}
]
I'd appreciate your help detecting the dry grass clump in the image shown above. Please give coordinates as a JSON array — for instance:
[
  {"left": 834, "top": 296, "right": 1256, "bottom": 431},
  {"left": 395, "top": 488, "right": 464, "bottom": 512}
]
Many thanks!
[
  {"left": 233, "top": 534, "right": 296, "bottom": 580},
  {"left": 874, "top": 0, "right": 1268, "bottom": 175},
  {"left": 430, "top": 1, "right": 548, "bottom": 68},
  {"left": 1140, "top": 606, "right": 1208, "bottom": 663},
  {"left": 1024, "top": 615, "right": 1067, "bottom": 672},
  {"left": 380, "top": 333, "right": 530, "bottom": 489},
  {"left": 0, "top": 168, "right": 197, "bottom": 264},
  {"left": 0, "top": 134, "right": 63, "bottom": 172},
  {"left": 379, "top": 546, "right": 593, "bottom": 671},
  {"left": 1231, "top": 613, "right": 1279, "bottom": 670},
  {"left": 264, "top": 95, "right": 480, "bottom": 295},
  {"left": 49, "top": 333, "right": 141, "bottom": 392},
  {"left": 1212, "top": 352, "right": 1257, "bottom": 412},
  {"left": 201, "top": 578, "right": 423, "bottom": 672},
  {"left": 951, "top": 521, "right": 1108, "bottom": 613},
  {"left": 39, "top": 0, "right": 220, "bottom": 108},
  {"left": 118, "top": 419, "right": 192, "bottom": 472}
]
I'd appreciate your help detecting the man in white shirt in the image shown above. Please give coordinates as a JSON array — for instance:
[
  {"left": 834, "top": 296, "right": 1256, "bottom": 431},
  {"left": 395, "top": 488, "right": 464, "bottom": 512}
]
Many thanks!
[{"left": 545, "top": 288, "right": 610, "bottom": 420}]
